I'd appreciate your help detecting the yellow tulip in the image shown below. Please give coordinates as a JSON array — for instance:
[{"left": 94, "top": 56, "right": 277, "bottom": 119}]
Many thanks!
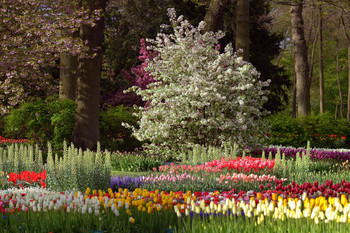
[{"left": 129, "top": 217, "right": 135, "bottom": 224}]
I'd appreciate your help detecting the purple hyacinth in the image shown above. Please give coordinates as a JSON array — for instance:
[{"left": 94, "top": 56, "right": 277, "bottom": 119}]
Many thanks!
[{"left": 110, "top": 175, "right": 150, "bottom": 190}]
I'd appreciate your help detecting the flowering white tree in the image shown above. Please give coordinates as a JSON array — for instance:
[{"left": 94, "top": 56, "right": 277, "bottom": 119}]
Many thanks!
[{"left": 125, "top": 8, "right": 270, "bottom": 153}]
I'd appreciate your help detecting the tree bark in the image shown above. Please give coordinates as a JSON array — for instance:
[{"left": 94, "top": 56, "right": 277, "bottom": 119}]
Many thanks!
[
  {"left": 348, "top": 46, "right": 350, "bottom": 121},
  {"left": 309, "top": 28, "right": 318, "bottom": 90},
  {"left": 336, "top": 13, "right": 343, "bottom": 118},
  {"left": 72, "top": 0, "right": 107, "bottom": 150},
  {"left": 203, "top": 0, "right": 228, "bottom": 32},
  {"left": 59, "top": 52, "right": 78, "bottom": 100},
  {"left": 319, "top": 5, "right": 324, "bottom": 114},
  {"left": 59, "top": 0, "right": 79, "bottom": 100},
  {"left": 292, "top": 71, "right": 297, "bottom": 118},
  {"left": 340, "top": 15, "right": 350, "bottom": 121},
  {"left": 236, "top": 0, "right": 250, "bottom": 61},
  {"left": 335, "top": 103, "right": 338, "bottom": 120},
  {"left": 336, "top": 44, "right": 343, "bottom": 118},
  {"left": 290, "top": 2, "right": 310, "bottom": 117}
]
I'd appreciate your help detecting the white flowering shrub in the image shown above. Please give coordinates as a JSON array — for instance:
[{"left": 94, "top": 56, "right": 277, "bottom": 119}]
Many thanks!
[{"left": 125, "top": 8, "right": 270, "bottom": 153}]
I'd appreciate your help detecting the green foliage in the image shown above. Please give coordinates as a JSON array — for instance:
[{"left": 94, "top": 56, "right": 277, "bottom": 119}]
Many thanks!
[
  {"left": 1, "top": 207, "right": 178, "bottom": 233},
  {"left": 100, "top": 105, "right": 143, "bottom": 152},
  {"left": 267, "top": 111, "right": 350, "bottom": 148},
  {"left": 50, "top": 101, "right": 75, "bottom": 148},
  {"left": 111, "top": 151, "right": 165, "bottom": 172},
  {"left": 3, "top": 98, "right": 75, "bottom": 149},
  {"left": 2, "top": 99, "right": 143, "bottom": 152}
]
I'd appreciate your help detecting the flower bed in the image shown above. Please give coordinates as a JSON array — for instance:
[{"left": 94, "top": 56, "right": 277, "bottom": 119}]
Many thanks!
[
  {"left": 251, "top": 146, "right": 350, "bottom": 161},
  {"left": 157, "top": 156, "right": 275, "bottom": 173},
  {"left": 1, "top": 183, "right": 350, "bottom": 232},
  {"left": 1, "top": 140, "right": 350, "bottom": 232}
]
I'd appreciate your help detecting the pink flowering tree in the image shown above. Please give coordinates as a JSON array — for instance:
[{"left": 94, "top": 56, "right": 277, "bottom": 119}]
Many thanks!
[
  {"left": 0, "top": 0, "right": 101, "bottom": 113},
  {"left": 123, "top": 38, "right": 158, "bottom": 90},
  {"left": 103, "top": 38, "right": 158, "bottom": 109}
]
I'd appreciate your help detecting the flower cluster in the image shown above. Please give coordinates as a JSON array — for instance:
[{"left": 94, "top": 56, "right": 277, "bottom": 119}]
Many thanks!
[
  {"left": 0, "top": 136, "right": 30, "bottom": 144},
  {"left": 156, "top": 156, "right": 275, "bottom": 174},
  {"left": 205, "top": 156, "right": 275, "bottom": 173},
  {"left": 141, "top": 173, "right": 204, "bottom": 184},
  {"left": 156, "top": 163, "right": 223, "bottom": 173},
  {"left": 110, "top": 176, "right": 145, "bottom": 190},
  {"left": 218, "top": 173, "right": 281, "bottom": 184},
  {"left": 251, "top": 146, "right": 350, "bottom": 161},
  {"left": 7, "top": 170, "right": 46, "bottom": 189}
]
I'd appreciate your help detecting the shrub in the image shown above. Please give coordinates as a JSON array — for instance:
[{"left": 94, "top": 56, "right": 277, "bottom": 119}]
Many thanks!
[
  {"left": 267, "top": 111, "right": 350, "bottom": 149},
  {"left": 125, "top": 8, "right": 270, "bottom": 154},
  {"left": 100, "top": 105, "right": 143, "bottom": 152},
  {"left": 111, "top": 151, "right": 164, "bottom": 172},
  {"left": 3, "top": 97, "right": 75, "bottom": 149},
  {"left": 3, "top": 98, "right": 142, "bottom": 152}
]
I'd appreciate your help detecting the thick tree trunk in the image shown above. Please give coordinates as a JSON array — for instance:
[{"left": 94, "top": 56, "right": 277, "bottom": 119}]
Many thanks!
[
  {"left": 72, "top": 0, "right": 107, "bottom": 150},
  {"left": 59, "top": 0, "right": 79, "bottom": 100},
  {"left": 319, "top": 5, "right": 324, "bottom": 114},
  {"left": 236, "top": 0, "right": 250, "bottom": 61},
  {"left": 203, "top": 0, "right": 228, "bottom": 32},
  {"left": 59, "top": 52, "right": 78, "bottom": 100},
  {"left": 290, "top": 2, "right": 310, "bottom": 117}
]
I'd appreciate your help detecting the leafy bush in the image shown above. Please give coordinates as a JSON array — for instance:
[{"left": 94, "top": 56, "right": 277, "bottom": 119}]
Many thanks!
[
  {"left": 3, "top": 97, "right": 75, "bottom": 149},
  {"left": 111, "top": 151, "right": 164, "bottom": 172},
  {"left": 267, "top": 111, "right": 350, "bottom": 149},
  {"left": 100, "top": 105, "right": 143, "bottom": 152},
  {"left": 3, "top": 98, "right": 142, "bottom": 152}
]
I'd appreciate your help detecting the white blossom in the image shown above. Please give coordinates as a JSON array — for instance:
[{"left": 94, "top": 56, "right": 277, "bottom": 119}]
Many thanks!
[{"left": 125, "top": 8, "right": 269, "bottom": 153}]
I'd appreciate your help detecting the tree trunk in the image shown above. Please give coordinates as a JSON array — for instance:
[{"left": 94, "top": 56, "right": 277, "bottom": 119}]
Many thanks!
[
  {"left": 309, "top": 28, "right": 318, "bottom": 90},
  {"left": 319, "top": 5, "right": 324, "bottom": 114},
  {"left": 72, "top": 0, "right": 107, "bottom": 150},
  {"left": 203, "top": 0, "right": 228, "bottom": 32},
  {"left": 335, "top": 103, "right": 338, "bottom": 120},
  {"left": 59, "top": 0, "right": 79, "bottom": 100},
  {"left": 340, "top": 15, "right": 350, "bottom": 121},
  {"left": 290, "top": 2, "right": 310, "bottom": 117},
  {"left": 292, "top": 71, "right": 297, "bottom": 118},
  {"left": 336, "top": 38, "right": 344, "bottom": 118},
  {"left": 59, "top": 52, "right": 78, "bottom": 100},
  {"left": 236, "top": 0, "right": 250, "bottom": 61},
  {"left": 348, "top": 46, "right": 350, "bottom": 121}
]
